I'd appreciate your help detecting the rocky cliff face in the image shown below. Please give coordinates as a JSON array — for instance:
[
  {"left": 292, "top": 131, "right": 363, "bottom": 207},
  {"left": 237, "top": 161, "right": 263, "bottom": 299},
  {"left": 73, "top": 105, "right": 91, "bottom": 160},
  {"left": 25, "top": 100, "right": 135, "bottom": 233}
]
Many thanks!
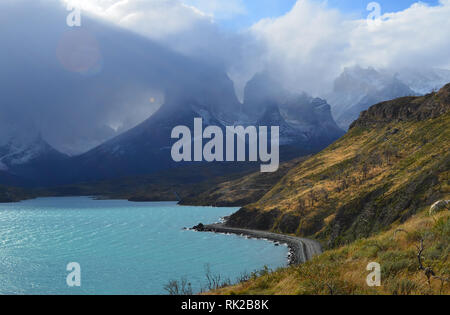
[
  {"left": 244, "top": 73, "right": 345, "bottom": 150},
  {"left": 351, "top": 83, "right": 450, "bottom": 128}
]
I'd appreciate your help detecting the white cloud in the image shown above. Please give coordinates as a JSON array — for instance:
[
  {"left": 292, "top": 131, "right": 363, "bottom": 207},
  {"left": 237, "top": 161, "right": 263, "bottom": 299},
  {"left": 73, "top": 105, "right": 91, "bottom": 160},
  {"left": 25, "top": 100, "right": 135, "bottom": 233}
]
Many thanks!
[
  {"left": 62, "top": 0, "right": 258, "bottom": 100},
  {"left": 62, "top": 0, "right": 251, "bottom": 64},
  {"left": 63, "top": 0, "right": 450, "bottom": 97},
  {"left": 248, "top": 0, "right": 450, "bottom": 95},
  {"left": 183, "top": 0, "right": 247, "bottom": 19},
  {"left": 64, "top": 0, "right": 212, "bottom": 39}
]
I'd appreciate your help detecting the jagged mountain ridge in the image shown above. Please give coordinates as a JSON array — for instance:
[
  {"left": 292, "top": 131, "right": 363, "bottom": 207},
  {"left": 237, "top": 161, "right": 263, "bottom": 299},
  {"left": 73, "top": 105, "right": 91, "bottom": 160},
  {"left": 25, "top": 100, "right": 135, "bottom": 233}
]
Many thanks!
[
  {"left": 0, "top": 2, "right": 344, "bottom": 186},
  {"left": 326, "top": 66, "right": 450, "bottom": 131},
  {"left": 326, "top": 66, "right": 417, "bottom": 130},
  {"left": 0, "top": 134, "right": 69, "bottom": 186},
  {"left": 225, "top": 83, "right": 450, "bottom": 247},
  {"left": 64, "top": 73, "right": 344, "bottom": 183},
  {"left": 0, "top": 71, "right": 344, "bottom": 186}
]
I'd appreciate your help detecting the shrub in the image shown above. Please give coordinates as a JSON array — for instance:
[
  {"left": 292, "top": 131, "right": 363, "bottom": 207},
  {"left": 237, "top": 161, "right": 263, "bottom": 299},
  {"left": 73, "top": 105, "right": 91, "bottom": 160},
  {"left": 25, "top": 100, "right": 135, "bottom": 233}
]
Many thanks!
[{"left": 388, "top": 279, "right": 419, "bottom": 295}]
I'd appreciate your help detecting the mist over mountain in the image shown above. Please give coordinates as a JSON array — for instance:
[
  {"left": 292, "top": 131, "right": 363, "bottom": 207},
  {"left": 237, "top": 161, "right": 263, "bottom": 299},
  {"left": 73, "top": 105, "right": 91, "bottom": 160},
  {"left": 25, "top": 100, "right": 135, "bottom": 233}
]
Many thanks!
[
  {"left": 0, "top": 1, "right": 240, "bottom": 184},
  {"left": 327, "top": 66, "right": 419, "bottom": 130},
  {"left": 325, "top": 66, "right": 450, "bottom": 130},
  {"left": 62, "top": 72, "right": 343, "bottom": 184},
  {"left": 1, "top": 1, "right": 448, "bottom": 187},
  {"left": 244, "top": 73, "right": 344, "bottom": 145},
  {"left": 0, "top": 1, "right": 345, "bottom": 186},
  {"left": 0, "top": 0, "right": 241, "bottom": 156},
  {"left": 395, "top": 68, "right": 450, "bottom": 95}
]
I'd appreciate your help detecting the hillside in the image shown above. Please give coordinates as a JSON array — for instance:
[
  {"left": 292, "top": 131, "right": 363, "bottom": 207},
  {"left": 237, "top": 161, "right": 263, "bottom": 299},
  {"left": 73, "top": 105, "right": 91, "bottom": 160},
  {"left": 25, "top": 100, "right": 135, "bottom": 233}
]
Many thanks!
[
  {"left": 179, "top": 157, "right": 307, "bottom": 207},
  {"left": 226, "top": 84, "right": 450, "bottom": 249},
  {"left": 0, "top": 185, "right": 34, "bottom": 203},
  {"left": 213, "top": 210, "right": 449, "bottom": 295},
  {"left": 36, "top": 158, "right": 304, "bottom": 206},
  {"left": 205, "top": 84, "right": 450, "bottom": 295}
]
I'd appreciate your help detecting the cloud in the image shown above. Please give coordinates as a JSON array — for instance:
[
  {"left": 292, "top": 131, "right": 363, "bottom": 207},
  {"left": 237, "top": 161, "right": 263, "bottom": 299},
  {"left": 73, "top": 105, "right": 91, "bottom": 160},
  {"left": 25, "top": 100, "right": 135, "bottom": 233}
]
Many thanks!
[
  {"left": 63, "top": 0, "right": 253, "bottom": 67},
  {"left": 60, "top": 0, "right": 450, "bottom": 97},
  {"left": 63, "top": 0, "right": 211, "bottom": 39},
  {"left": 62, "top": 0, "right": 261, "bottom": 100},
  {"left": 247, "top": 0, "right": 450, "bottom": 95},
  {"left": 0, "top": 0, "right": 239, "bottom": 155},
  {"left": 2, "top": 0, "right": 450, "bottom": 155},
  {"left": 349, "top": 0, "right": 450, "bottom": 70},
  {"left": 183, "top": 0, "right": 247, "bottom": 19}
]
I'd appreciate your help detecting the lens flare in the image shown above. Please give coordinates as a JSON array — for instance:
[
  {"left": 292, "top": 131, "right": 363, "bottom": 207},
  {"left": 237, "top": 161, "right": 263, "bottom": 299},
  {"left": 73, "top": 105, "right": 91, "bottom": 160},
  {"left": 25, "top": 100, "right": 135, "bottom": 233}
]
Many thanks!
[{"left": 56, "top": 29, "right": 102, "bottom": 75}]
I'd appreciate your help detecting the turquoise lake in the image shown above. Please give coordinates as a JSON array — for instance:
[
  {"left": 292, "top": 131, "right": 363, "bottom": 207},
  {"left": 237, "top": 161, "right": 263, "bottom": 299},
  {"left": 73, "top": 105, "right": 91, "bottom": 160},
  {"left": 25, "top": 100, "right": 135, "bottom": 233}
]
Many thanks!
[{"left": 0, "top": 197, "right": 288, "bottom": 294}]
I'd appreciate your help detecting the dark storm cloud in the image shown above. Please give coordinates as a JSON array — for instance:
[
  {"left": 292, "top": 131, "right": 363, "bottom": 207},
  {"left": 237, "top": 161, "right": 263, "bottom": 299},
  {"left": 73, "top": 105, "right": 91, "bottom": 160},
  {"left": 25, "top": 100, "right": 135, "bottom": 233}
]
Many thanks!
[{"left": 0, "top": 0, "right": 244, "bottom": 154}]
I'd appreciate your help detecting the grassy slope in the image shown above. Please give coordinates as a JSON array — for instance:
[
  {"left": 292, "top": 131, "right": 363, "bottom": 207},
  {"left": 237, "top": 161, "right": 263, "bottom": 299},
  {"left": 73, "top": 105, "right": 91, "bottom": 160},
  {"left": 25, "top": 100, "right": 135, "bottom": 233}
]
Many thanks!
[
  {"left": 227, "top": 87, "right": 450, "bottom": 248},
  {"left": 213, "top": 210, "right": 449, "bottom": 295},
  {"left": 179, "top": 157, "right": 306, "bottom": 207},
  {"left": 211, "top": 85, "right": 450, "bottom": 295}
]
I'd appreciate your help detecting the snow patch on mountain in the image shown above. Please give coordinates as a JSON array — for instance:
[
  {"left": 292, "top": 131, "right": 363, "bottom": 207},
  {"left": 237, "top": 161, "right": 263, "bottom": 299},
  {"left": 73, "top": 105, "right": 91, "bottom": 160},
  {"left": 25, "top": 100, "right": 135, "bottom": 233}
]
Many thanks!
[{"left": 1, "top": 136, "right": 43, "bottom": 165}]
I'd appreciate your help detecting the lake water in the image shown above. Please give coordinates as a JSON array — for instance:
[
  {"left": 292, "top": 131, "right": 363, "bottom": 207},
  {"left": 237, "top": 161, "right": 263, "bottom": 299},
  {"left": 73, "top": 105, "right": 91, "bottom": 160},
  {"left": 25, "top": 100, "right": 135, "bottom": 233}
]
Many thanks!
[{"left": 0, "top": 197, "right": 288, "bottom": 294}]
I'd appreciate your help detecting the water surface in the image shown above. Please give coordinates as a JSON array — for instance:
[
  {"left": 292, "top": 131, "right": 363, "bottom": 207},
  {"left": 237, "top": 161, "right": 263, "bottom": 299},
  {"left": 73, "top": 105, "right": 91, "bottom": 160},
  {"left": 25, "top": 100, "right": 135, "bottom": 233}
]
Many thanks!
[{"left": 0, "top": 197, "right": 288, "bottom": 294}]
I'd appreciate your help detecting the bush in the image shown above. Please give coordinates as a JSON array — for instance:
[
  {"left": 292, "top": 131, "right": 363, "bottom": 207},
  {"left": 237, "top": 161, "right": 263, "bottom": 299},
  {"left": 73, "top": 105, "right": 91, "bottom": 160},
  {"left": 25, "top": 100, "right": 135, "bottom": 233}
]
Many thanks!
[
  {"left": 380, "top": 250, "right": 416, "bottom": 277},
  {"left": 388, "top": 279, "right": 419, "bottom": 295}
]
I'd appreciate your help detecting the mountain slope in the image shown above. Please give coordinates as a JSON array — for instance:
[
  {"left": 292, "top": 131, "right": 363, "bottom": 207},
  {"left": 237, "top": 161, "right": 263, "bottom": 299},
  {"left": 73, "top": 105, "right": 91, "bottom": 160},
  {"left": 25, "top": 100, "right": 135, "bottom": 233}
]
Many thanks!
[
  {"left": 397, "top": 68, "right": 450, "bottom": 95},
  {"left": 0, "top": 134, "right": 69, "bottom": 186},
  {"left": 61, "top": 73, "right": 344, "bottom": 184},
  {"left": 0, "top": 0, "right": 344, "bottom": 186},
  {"left": 226, "top": 83, "right": 450, "bottom": 248},
  {"left": 327, "top": 66, "right": 416, "bottom": 129},
  {"left": 213, "top": 210, "right": 449, "bottom": 295},
  {"left": 179, "top": 157, "right": 307, "bottom": 207},
  {"left": 244, "top": 72, "right": 344, "bottom": 147}
]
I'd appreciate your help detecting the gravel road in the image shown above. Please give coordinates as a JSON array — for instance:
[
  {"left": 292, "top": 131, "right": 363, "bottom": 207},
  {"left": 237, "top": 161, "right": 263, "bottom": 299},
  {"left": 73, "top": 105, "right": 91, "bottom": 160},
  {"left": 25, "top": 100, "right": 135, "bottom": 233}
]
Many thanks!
[{"left": 202, "top": 223, "right": 322, "bottom": 265}]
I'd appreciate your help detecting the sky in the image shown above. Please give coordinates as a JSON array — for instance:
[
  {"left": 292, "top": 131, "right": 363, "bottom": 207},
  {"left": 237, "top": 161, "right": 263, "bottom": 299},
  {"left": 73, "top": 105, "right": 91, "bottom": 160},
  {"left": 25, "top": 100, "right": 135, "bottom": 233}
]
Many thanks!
[
  {"left": 1, "top": 0, "right": 450, "bottom": 155},
  {"left": 182, "top": 0, "right": 443, "bottom": 29},
  {"left": 63, "top": 0, "right": 450, "bottom": 94}
]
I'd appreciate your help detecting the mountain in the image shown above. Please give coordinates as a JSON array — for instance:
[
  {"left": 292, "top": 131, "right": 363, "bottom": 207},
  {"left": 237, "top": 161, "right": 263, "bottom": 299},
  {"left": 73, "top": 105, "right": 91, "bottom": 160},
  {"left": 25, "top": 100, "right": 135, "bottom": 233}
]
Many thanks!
[
  {"left": 61, "top": 72, "right": 344, "bottom": 184},
  {"left": 326, "top": 66, "right": 416, "bottom": 129},
  {"left": 0, "top": 1, "right": 243, "bottom": 156},
  {"left": 65, "top": 94, "right": 233, "bottom": 183},
  {"left": 0, "top": 1, "right": 244, "bottom": 185},
  {"left": 243, "top": 73, "right": 344, "bottom": 150},
  {"left": 396, "top": 68, "right": 450, "bottom": 95},
  {"left": 0, "top": 132, "right": 68, "bottom": 186},
  {"left": 0, "top": 2, "right": 344, "bottom": 187},
  {"left": 225, "top": 83, "right": 449, "bottom": 247}
]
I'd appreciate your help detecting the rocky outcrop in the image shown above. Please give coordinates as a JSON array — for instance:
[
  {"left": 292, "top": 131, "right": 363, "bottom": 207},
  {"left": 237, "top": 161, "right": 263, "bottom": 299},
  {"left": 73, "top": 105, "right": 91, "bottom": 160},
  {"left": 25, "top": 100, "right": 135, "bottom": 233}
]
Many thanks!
[
  {"left": 226, "top": 207, "right": 282, "bottom": 231},
  {"left": 277, "top": 213, "right": 301, "bottom": 234},
  {"left": 192, "top": 223, "right": 206, "bottom": 232}
]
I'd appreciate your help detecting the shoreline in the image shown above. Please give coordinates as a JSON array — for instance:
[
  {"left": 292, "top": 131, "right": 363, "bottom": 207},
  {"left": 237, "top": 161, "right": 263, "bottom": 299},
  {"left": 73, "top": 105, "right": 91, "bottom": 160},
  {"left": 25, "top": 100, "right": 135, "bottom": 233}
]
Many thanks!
[{"left": 198, "top": 223, "right": 322, "bottom": 265}]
